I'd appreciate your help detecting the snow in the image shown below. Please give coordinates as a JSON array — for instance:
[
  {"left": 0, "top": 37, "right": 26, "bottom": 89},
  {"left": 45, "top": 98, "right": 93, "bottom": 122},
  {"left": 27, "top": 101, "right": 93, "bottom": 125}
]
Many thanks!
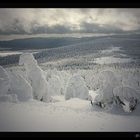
[
  {"left": 94, "top": 56, "right": 132, "bottom": 64},
  {"left": 0, "top": 94, "right": 18, "bottom": 103},
  {"left": 0, "top": 98, "right": 140, "bottom": 131},
  {"left": 101, "top": 46, "right": 120, "bottom": 54},
  {"left": 0, "top": 32, "right": 140, "bottom": 132},
  {"left": 0, "top": 66, "right": 10, "bottom": 96},
  {"left": 0, "top": 52, "right": 140, "bottom": 131},
  {"left": 19, "top": 53, "right": 50, "bottom": 102},
  {"left": 0, "top": 51, "right": 22, "bottom": 57},
  {"left": 65, "top": 75, "right": 89, "bottom": 100},
  {"left": 0, "top": 94, "right": 13, "bottom": 102}
]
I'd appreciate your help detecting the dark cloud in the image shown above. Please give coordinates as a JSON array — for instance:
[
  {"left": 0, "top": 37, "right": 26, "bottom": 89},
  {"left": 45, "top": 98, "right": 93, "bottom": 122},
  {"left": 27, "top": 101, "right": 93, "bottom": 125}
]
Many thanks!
[
  {"left": 0, "top": 8, "right": 140, "bottom": 35},
  {"left": 79, "top": 22, "right": 124, "bottom": 33},
  {"left": 31, "top": 24, "right": 73, "bottom": 34}
]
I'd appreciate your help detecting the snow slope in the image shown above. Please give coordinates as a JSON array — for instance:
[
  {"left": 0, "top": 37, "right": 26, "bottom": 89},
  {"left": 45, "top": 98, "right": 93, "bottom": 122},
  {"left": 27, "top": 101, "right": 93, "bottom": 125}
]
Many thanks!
[
  {"left": 0, "top": 96, "right": 140, "bottom": 131},
  {"left": 0, "top": 34, "right": 140, "bottom": 132},
  {"left": 0, "top": 64, "right": 140, "bottom": 131}
]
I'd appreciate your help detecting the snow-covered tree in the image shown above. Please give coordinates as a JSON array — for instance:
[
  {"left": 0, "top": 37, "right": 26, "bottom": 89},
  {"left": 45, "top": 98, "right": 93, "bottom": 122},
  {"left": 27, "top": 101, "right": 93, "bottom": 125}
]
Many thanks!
[
  {"left": 65, "top": 75, "right": 89, "bottom": 100},
  {"left": 19, "top": 53, "right": 50, "bottom": 102}
]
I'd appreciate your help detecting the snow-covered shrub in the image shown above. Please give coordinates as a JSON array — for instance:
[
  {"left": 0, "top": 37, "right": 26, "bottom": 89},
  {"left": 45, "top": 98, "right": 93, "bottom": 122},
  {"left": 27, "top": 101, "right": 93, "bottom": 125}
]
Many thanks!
[
  {"left": 113, "top": 86, "right": 140, "bottom": 112},
  {"left": 8, "top": 71, "right": 33, "bottom": 102},
  {"left": 65, "top": 75, "right": 89, "bottom": 100},
  {"left": 19, "top": 53, "right": 50, "bottom": 102},
  {"left": 0, "top": 66, "right": 10, "bottom": 96}
]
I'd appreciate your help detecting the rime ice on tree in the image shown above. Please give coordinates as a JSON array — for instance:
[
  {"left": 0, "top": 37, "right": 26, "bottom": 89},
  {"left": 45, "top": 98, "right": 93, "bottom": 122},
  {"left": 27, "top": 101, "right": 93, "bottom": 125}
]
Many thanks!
[{"left": 19, "top": 53, "right": 50, "bottom": 102}]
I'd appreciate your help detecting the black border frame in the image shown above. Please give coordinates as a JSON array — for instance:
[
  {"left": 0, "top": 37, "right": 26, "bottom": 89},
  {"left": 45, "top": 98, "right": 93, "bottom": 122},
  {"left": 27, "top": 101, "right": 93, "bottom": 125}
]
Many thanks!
[
  {"left": 0, "top": 132, "right": 140, "bottom": 138},
  {"left": 0, "top": 1, "right": 140, "bottom": 8},
  {"left": 0, "top": 0, "right": 140, "bottom": 138}
]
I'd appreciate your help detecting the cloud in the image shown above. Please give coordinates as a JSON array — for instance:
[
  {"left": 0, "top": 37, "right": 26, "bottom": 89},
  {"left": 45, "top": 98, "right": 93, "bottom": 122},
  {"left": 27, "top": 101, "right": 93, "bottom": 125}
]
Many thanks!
[
  {"left": 0, "top": 8, "right": 140, "bottom": 35},
  {"left": 79, "top": 22, "right": 124, "bottom": 33},
  {"left": 31, "top": 24, "right": 74, "bottom": 34}
]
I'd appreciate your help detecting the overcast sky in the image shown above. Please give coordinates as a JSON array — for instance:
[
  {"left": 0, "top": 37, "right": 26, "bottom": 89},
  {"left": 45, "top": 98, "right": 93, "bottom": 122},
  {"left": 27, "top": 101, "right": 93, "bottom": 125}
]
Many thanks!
[{"left": 0, "top": 8, "right": 140, "bottom": 35}]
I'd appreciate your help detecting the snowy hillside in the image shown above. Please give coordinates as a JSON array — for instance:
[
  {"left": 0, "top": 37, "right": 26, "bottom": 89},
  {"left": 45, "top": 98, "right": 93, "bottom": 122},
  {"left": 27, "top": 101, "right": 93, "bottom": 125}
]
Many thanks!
[
  {"left": 0, "top": 98, "right": 140, "bottom": 131},
  {"left": 1, "top": 34, "right": 140, "bottom": 68},
  {"left": 0, "top": 34, "right": 140, "bottom": 131}
]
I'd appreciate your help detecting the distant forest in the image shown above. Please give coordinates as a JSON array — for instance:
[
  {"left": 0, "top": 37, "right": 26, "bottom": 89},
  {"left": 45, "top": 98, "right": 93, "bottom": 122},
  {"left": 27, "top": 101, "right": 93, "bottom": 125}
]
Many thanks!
[{"left": 0, "top": 33, "right": 140, "bottom": 66}]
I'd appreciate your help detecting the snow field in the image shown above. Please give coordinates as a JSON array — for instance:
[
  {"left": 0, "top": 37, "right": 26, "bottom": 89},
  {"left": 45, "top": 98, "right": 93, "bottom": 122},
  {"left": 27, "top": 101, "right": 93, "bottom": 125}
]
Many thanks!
[{"left": 0, "top": 52, "right": 140, "bottom": 131}]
